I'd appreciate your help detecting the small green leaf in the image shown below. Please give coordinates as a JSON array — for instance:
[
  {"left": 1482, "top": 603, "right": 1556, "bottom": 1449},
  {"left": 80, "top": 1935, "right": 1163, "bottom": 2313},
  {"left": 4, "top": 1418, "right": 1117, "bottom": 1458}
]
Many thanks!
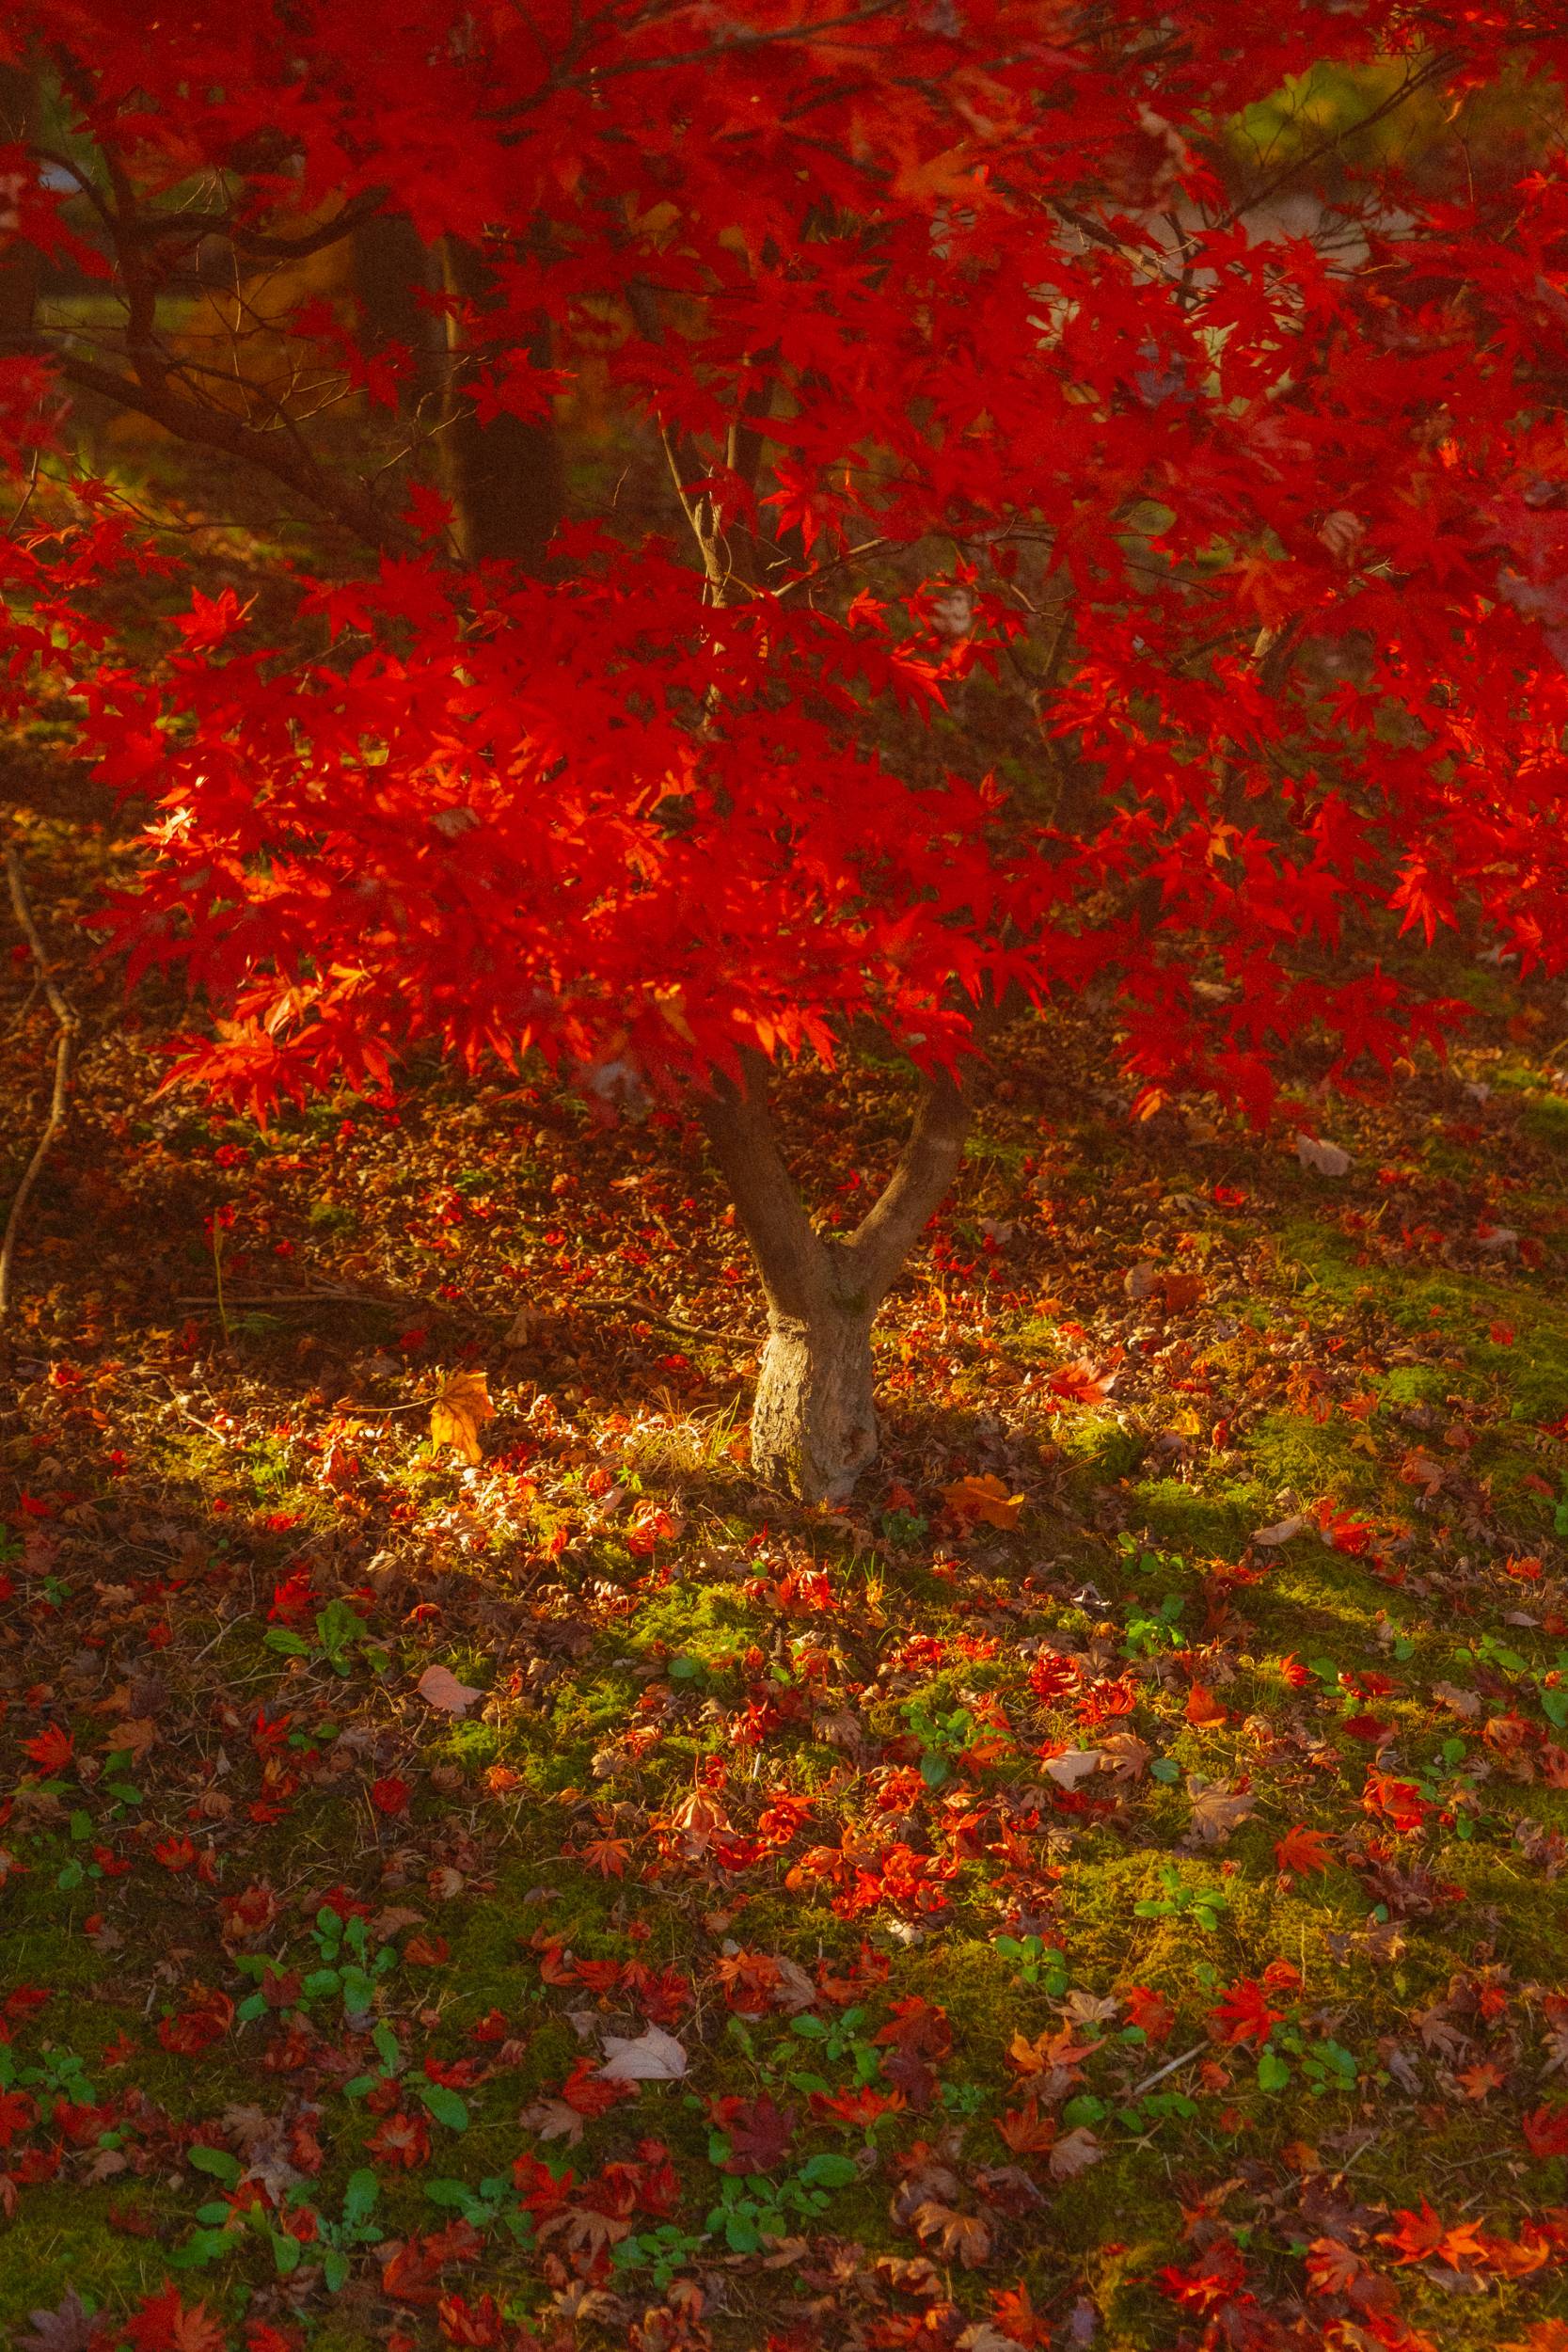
[
  {"left": 1257, "top": 2050, "right": 1291, "bottom": 2093},
  {"left": 342, "top": 2167, "right": 379, "bottom": 2227},
  {"left": 797, "top": 2153, "right": 857, "bottom": 2188},
  {"left": 415, "top": 2081, "right": 469, "bottom": 2132}
]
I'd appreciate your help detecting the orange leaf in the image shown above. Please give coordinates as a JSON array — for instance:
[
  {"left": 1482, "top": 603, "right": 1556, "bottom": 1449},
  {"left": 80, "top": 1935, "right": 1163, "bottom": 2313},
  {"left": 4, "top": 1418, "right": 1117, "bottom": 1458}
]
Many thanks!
[
  {"left": 1158, "top": 1272, "right": 1206, "bottom": 1313},
  {"left": 429, "top": 1368, "right": 494, "bottom": 1465},
  {"left": 1380, "top": 2200, "right": 1447, "bottom": 2265},
  {"left": 578, "top": 1835, "right": 631, "bottom": 1878},
  {"left": 1274, "top": 1826, "right": 1334, "bottom": 1879},
  {"left": 1184, "top": 1684, "right": 1227, "bottom": 1726},
  {"left": 996, "top": 2098, "right": 1056, "bottom": 2153},
  {"left": 940, "top": 1472, "right": 1023, "bottom": 1530}
]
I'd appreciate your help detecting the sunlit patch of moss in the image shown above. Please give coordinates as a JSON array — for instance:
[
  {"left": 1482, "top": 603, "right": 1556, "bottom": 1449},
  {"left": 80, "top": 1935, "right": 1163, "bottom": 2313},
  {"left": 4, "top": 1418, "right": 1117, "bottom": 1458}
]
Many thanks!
[
  {"left": 1056, "top": 1411, "right": 1148, "bottom": 1486},
  {"left": 441, "top": 1719, "right": 503, "bottom": 1772},
  {"left": 1247, "top": 1406, "right": 1377, "bottom": 1508},
  {"left": 623, "top": 1579, "right": 756, "bottom": 1665}
]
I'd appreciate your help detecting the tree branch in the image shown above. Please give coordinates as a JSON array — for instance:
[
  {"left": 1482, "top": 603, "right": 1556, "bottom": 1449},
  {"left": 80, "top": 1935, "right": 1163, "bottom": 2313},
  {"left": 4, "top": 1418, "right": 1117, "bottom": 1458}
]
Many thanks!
[
  {"left": 1, "top": 844, "right": 79, "bottom": 1326},
  {"left": 695, "top": 1060, "right": 832, "bottom": 1323},
  {"left": 841, "top": 1071, "right": 970, "bottom": 1303},
  {"left": 11, "top": 342, "right": 405, "bottom": 551}
]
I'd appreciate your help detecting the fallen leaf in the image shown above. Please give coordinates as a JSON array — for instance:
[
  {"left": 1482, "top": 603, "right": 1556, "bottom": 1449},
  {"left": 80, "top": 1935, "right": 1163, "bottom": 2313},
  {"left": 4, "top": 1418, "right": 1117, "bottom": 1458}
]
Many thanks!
[
  {"left": 1251, "top": 1515, "right": 1305, "bottom": 1547},
  {"left": 941, "top": 1473, "right": 1023, "bottom": 1530},
  {"left": 1098, "top": 1731, "right": 1149, "bottom": 1784},
  {"left": 1187, "top": 1775, "right": 1258, "bottom": 1845},
  {"left": 1061, "top": 1991, "right": 1120, "bottom": 2026},
  {"left": 910, "top": 2201, "right": 993, "bottom": 2267},
  {"left": 996, "top": 2099, "right": 1056, "bottom": 2153},
  {"left": 416, "top": 1663, "right": 483, "bottom": 1715},
  {"left": 1159, "top": 1272, "right": 1206, "bottom": 1313},
  {"left": 18, "top": 2288, "right": 100, "bottom": 2352},
  {"left": 518, "top": 2096, "right": 586, "bottom": 2144},
  {"left": 1295, "top": 1133, "right": 1352, "bottom": 1177},
  {"left": 1049, "top": 2127, "right": 1103, "bottom": 2180},
  {"left": 1275, "top": 1825, "right": 1334, "bottom": 1878},
  {"left": 429, "top": 1368, "right": 495, "bottom": 1466},
  {"left": 1040, "top": 1749, "right": 1103, "bottom": 1789},
  {"left": 597, "top": 2025, "right": 688, "bottom": 2081}
]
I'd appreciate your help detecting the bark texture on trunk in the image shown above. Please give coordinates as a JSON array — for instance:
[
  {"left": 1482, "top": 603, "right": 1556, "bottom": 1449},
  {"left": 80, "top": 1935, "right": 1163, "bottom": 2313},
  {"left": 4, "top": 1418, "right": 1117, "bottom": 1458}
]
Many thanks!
[
  {"left": 700, "top": 1060, "right": 969, "bottom": 1502},
  {"left": 751, "top": 1305, "right": 877, "bottom": 1502}
]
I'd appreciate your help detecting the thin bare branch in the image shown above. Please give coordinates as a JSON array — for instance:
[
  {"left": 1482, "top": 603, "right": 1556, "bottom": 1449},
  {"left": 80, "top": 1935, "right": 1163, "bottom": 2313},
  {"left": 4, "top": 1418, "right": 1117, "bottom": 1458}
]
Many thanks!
[{"left": 0, "top": 843, "right": 80, "bottom": 1327}]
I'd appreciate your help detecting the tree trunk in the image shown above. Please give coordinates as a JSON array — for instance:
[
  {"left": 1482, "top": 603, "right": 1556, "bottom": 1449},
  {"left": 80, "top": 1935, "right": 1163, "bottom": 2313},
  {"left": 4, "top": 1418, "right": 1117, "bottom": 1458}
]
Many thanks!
[
  {"left": 699, "top": 1059, "right": 969, "bottom": 1503},
  {"left": 752, "top": 1299, "right": 878, "bottom": 1502},
  {"left": 352, "top": 210, "right": 446, "bottom": 420},
  {"left": 0, "top": 65, "right": 39, "bottom": 348},
  {"left": 439, "top": 234, "right": 562, "bottom": 569}
]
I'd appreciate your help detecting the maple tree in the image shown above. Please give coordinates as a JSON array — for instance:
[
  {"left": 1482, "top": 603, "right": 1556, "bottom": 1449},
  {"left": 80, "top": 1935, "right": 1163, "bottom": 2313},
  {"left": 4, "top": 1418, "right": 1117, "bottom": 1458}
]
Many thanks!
[{"left": 5, "top": 5, "right": 1568, "bottom": 1496}]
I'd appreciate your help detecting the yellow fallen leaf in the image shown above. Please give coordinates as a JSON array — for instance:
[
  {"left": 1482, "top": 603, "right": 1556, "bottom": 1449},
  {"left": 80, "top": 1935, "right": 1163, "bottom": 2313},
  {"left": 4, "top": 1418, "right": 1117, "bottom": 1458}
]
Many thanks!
[
  {"left": 940, "top": 1472, "right": 1023, "bottom": 1530},
  {"left": 429, "top": 1369, "right": 494, "bottom": 1466}
]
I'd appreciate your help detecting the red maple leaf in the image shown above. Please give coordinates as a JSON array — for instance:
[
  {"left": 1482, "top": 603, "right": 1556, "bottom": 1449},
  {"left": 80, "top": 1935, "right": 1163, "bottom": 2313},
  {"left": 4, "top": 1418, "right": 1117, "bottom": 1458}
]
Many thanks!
[
  {"left": 1523, "top": 2104, "right": 1568, "bottom": 2159},
  {"left": 124, "top": 2286, "right": 229, "bottom": 2352},
  {"left": 1211, "top": 1979, "right": 1285, "bottom": 2047},
  {"left": 708, "top": 2093, "right": 797, "bottom": 2172},
  {"left": 22, "top": 1723, "right": 72, "bottom": 1772}
]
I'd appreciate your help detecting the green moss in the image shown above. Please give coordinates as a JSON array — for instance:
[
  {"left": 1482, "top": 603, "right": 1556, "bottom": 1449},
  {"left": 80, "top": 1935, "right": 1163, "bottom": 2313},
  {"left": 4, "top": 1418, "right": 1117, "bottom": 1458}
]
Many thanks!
[
  {"left": 1058, "top": 1411, "right": 1148, "bottom": 1485},
  {"left": 0, "top": 2191, "right": 171, "bottom": 2320},
  {"left": 1124, "top": 1477, "right": 1263, "bottom": 1558}
]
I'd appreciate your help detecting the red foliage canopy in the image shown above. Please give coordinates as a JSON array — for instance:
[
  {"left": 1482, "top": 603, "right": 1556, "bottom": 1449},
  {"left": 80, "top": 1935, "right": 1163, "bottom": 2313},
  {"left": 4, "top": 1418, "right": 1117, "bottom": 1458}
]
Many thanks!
[{"left": 5, "top": 2, "right": 1568, "bottom": 1120}]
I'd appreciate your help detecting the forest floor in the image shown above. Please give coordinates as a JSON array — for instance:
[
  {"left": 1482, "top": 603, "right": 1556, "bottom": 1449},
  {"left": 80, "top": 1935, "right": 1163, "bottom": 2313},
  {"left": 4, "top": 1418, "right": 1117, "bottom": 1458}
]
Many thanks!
[{"left": 4, "top": 815, "right": 1568, "bottom": 2352}]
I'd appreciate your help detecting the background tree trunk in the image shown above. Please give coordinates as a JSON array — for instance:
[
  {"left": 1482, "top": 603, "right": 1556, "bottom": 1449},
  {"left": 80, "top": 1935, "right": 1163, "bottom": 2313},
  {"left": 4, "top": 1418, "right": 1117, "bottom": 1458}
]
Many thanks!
[
  {"left": 351, "top": 210, "right": 446, "bottom": 420},
  {"left": 0, "top": 64, "right": 39, "bottom": 346},
  {"left": 700, "top": 1061, "right": 969, "bottom": 1502},
  {"left": 439, "top": 235, "right": 562, "bottom": 569}
]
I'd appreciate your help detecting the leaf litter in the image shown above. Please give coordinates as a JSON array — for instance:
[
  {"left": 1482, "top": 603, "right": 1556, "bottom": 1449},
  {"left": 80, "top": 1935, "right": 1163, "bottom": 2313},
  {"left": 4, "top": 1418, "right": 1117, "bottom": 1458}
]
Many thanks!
[{"left": 5, "top": 858, "right": 1568, "bottom": 2345}]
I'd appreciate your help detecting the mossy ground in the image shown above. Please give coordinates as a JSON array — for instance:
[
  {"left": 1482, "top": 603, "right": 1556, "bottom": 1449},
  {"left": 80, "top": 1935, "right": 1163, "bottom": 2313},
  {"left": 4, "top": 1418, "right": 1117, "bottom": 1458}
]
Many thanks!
[{"left": 5, "top": 829, "right": 1568, "bottom": 2347}]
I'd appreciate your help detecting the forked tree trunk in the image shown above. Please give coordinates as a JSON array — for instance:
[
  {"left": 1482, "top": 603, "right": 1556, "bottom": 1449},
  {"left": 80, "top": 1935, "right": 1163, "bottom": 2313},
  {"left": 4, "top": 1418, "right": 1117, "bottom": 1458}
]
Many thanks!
[{"left": 699, "top": 1061, "right": 970, "bottom": 1502}]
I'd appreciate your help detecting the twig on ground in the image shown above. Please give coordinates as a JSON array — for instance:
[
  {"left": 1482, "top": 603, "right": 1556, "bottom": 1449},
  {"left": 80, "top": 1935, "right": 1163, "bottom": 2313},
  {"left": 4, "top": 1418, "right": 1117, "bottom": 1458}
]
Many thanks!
[
  {"left": 177, "top": 1289, "right": 395, "bottom": 1308},
  {"left": 0, "top": 842, "right": 80, "bottom": 1326},
  {"left": 567, "top": 1292, "right": 752, "bottom": 1348},
  {"left": 1129, "top": 2042, "right": 1209, "bottom": 2101},
  {"left": 175, "top": 1283, "right": 752, "bottom": 1350}
]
